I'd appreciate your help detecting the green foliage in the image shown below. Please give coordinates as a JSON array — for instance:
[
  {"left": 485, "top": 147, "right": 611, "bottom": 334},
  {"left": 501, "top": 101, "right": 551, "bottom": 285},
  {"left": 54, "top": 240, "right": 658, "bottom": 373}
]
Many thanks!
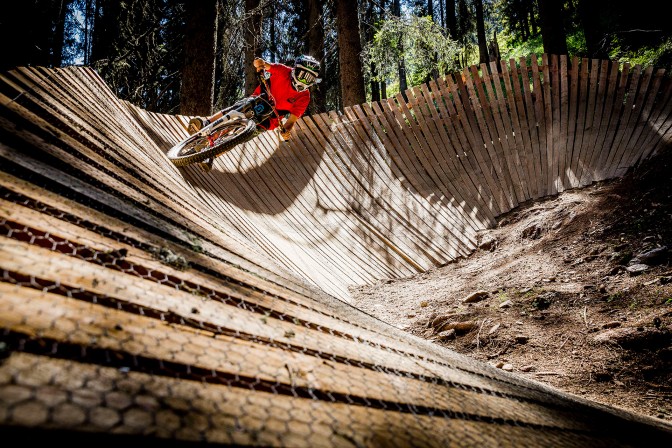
[
  {"left": 498, "top": 29, "right": 586, "bottom": 65},
  {"left": 613, "top": 37, "right": 672, "bottom": 73},
  {"left": 362, "top": 15, "right": 460, "bottom": 87}
]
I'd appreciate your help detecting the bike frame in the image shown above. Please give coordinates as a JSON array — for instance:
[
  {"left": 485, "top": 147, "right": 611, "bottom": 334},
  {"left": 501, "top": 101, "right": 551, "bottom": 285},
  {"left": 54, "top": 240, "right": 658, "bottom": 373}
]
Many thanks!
[{"left": 191, "top": 110, "right": 248, "bottom": 138}]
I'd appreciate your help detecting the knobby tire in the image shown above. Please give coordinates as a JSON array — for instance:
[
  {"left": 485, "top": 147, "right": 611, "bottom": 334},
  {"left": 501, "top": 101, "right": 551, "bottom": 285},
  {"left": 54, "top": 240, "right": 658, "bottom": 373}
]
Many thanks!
[{"left": 167, "top": 119, "right": 257, "bottom": 166}]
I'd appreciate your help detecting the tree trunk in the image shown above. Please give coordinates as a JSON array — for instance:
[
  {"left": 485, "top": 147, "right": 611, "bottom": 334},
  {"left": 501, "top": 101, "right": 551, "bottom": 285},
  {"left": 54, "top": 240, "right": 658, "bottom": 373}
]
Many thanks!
[
  {"left": 579, "top": 0, "right": 608, "bottom": 58},
  {"left": 91, "top": 0, "right": 118, "bottom": 65},
  {"left": 446, "top": 0, "right": 457, "bottom": 37},
  {"left": 269, "top": 2, "right": 276, "bottom": 62},
  {"left": 529, "top": 1, "right": 538, "bottom": 36},
  {"left": 306, "top": 0, "right": 326, "bottom": 113},
  {"left": 365, "top": 0, "right": 380, "bottom": 102},
  {"left": 488, "top": 30, "right": 501, "bottom": 63},
  {"left": 244, "top": 0, "right": 263, "bottom": 96},
  {"left": 392, "top": 0, "right": 408, "bottom": 100},
  {"left": 538, "top": 0, "right": 568, "bottom": 55},
  {"left": 336, "top": 0, "right": 366, "bottom": 107},
  {"left": 50, "top": 0, "right": 71, "bottom": 67},
  {"left": 180, "top": 0, "right": 218, "bottom": 116},
  {"left": 475, "top": 0, "right": 489, "bottom": 64}
]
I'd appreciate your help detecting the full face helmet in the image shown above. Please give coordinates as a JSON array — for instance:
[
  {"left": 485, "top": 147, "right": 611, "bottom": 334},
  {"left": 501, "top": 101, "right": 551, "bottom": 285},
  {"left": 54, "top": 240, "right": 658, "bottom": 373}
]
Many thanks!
[{"left": 291, "top": 55, "right": 321, "bottom": 92}]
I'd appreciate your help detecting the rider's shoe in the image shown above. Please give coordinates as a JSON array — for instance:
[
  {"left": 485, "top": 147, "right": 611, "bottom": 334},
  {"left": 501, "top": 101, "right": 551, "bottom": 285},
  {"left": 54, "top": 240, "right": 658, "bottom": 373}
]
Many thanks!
[{"left": 188, "top": 117, "right": 209, "bottom": 135}]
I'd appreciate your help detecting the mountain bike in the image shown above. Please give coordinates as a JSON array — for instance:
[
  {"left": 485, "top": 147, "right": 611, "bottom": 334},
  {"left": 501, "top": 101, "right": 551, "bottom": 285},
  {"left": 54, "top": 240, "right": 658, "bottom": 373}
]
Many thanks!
[{"left": 167, "top": 71, "right": 286, "bottom": 167}]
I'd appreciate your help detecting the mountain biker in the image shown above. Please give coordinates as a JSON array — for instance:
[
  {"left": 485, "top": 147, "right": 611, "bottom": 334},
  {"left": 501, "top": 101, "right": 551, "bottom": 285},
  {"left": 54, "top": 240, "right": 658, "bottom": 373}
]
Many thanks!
[{"left": 187, "top": 54, "right": 321, "bottom": 142}]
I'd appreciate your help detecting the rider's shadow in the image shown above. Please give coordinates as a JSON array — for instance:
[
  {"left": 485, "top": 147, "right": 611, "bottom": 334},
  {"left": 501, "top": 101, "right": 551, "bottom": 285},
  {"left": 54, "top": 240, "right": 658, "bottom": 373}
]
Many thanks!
[{"left": 179, "top": 130, "right": 325, "bottom": 216}]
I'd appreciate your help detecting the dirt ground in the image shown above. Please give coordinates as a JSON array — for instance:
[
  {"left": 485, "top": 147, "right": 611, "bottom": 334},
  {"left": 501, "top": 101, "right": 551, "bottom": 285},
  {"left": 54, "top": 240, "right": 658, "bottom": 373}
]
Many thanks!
[{"left": 349, "top": 147, "right": 672, "bottom": 423}]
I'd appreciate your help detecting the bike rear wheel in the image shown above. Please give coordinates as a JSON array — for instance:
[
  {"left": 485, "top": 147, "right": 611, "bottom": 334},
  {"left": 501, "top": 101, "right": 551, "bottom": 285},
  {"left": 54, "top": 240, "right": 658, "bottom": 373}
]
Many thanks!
[{"left": 167, "top": 118, "right": 257, "bottom": 167}]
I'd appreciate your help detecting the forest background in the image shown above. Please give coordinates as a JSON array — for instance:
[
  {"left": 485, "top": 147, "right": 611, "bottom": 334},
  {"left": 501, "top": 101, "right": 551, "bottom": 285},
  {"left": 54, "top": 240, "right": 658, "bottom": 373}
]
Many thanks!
[{"left": 3, "top": 0, "right": 672, "bottom": 120}]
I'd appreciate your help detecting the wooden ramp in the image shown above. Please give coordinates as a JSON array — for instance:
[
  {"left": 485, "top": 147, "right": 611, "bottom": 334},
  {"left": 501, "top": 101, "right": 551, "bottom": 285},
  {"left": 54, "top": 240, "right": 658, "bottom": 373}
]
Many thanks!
[{"left": 1, "top": 56, "right": 672, "bottom": 446}]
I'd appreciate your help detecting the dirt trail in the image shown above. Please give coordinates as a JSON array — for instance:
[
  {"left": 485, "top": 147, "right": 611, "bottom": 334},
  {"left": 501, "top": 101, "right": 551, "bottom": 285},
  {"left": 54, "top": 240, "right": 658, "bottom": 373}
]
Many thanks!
[{"left": 350, "top": 148, "right": 672, "bottom": 422}]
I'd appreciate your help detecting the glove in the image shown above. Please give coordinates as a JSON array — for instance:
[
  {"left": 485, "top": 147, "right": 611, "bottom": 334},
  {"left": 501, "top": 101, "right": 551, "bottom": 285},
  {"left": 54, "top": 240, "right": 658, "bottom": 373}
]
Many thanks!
[{"left": 280, "top": 129, "right": 291, "bottom": 142}]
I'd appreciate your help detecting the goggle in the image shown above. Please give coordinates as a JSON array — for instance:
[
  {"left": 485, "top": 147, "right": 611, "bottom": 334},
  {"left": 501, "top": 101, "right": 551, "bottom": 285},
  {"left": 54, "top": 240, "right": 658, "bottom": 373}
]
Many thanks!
[{"left": 295, "top": 68, "right": 318, "bottom": 85}]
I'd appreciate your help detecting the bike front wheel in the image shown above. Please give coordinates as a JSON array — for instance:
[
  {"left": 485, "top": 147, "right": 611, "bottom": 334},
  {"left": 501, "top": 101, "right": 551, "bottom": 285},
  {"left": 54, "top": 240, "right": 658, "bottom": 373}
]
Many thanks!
[{"left": 167, "top": 118, "right": 257, "bottom": 167}]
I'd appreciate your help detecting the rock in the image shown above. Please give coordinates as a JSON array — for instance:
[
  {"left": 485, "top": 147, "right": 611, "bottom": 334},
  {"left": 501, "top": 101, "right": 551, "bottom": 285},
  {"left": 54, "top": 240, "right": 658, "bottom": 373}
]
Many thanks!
[
  {"left": 631, "top": 246, "right": 669, "bottom": 266},
  {"left": 514, "top": 335, "right": 529, "bottom": 344},
  {"left": 502, "top": 364, "right": 514, "bottom": 371},
  {"left": 479, "top": 236, "right": 498, "bottom": 251},
  {"left": 625, "top": 263, "right": 649, "bottom": 275},
  {"left": 531, "top": 292, "right": 556, "bottom": 310},
  {"left": 430, "top": 312, "right": 472, "bottom": 330},
  {"left": 499, "top": 300, "right": 513, "bottom": 308},
  {"left": 521, "top": 224, "right": 542, "bottom": 239},
  {"left": 593, "top": 326, "right": 672, "bottom": 349},
  {"left": 521, "top": 365, "right": 535, "bottom": 372},
  {"left": 437, "top": 329, "right": 456, "bottom": 341},
  {"left": 463, "top": 290, "right": 489, "bottom": 303},
  {"left": 438, "top": 321, "right": 478, "bottom": 334},
  {"left": 488, "top": 323, "right": 501, "bottom": 335}
]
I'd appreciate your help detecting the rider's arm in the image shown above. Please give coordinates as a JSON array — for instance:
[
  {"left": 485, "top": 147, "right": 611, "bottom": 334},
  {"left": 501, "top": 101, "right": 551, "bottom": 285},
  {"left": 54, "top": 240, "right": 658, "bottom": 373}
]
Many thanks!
[
  {"left": 284, "top": 114, "right": 300, "bottom": 132},
  {"left": 279, "top": 114, "right": 299, "bottom": 141},
  {"left": 253, "top": 58, "right": 271, "bottom": 72}
]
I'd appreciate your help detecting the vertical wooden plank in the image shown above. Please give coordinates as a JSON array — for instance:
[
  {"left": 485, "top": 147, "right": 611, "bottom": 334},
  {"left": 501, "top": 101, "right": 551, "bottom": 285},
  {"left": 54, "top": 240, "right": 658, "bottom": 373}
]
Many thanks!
[
  {"left": 485, "top": 61, "right": 528, "bottom": 202},
  {"left": 639, "top": 76, "right": 672, "bottom": 158},
  {"left": 392, "top": 93, "right": 464, "bottom": 214},
  {"left": 603, "top": 65, "right": 643, "bottom": 177},
  {"left": 431, "top": 77, "right": 493, "bottom": 224},
  {"left": 620, "top": 69, "right": 666, "bottom": 171},
  {"left": 581, "top": 60, "right": 611, "bottom": 184},
  {"left": 590, "top": 61, "right": 619, "bottom": 184},
  {"left": 347, "top": 103, "right": 474, "bottom": 254},
  {"left": 355, "top": 103, "right": 486, "bottom": 241},
  {"left": 608, "top": 65, "right": 653, "bottom": 177},
  {"left": 647, "top": 99, "right": 672, "bottom": 157},
  {"left": 578, "top": 59, "right": 605, "bottom": 184},
  {"left": 384, "top": 94, "right": 479, "bottom": 234},
  {"left": 439, "top": 75, "right": 505, "bottom": 216},
  {"left": 408, "top": 86, "right": 476, "bottom": 216},
  {"left": 530, "top": 54, "right": 549, "bottom": 197},
  {"left": 516, "top": 58, "right": 543, "bottom": 198},
  {"left": 557, "top": 55, "right": 570, "bottom": 191},
  {"left": 290, "top": 113, "right": 403, "bottom": 282},
  {"left": 363, "top": 100, "right": 482, "bottom": 248},
  {"left": 595, "top": 62, "right": 630, "bottom": 179},
  {"left": 541, "top": 54, "right": 556, "bottom": 194},
  {"left": 416, "top": 84, "right": 495, "bottom": 227},
  {"left": 473, "top": 63, "right": 521, "bottom": 206},
  {"left": 336, "top": 107, "right": 465, "bottom": 261},
  {"left": 465, "top": 65, "right": 517, "bottom": 210},
  {"left": 564, "top": 56, "right": 581, "bottom": 187},
  {"left": 501, "top": 59, "right": 535, "bottom": 201},
  {"left": 403, "top": 88, "right": 450, "bottom": 181}
]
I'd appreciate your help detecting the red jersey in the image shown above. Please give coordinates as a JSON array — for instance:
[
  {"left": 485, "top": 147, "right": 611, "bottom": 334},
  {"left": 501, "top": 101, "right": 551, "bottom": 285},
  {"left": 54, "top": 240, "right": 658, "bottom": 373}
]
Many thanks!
[{"left": 253, "top": 63, "right": 310, "bottom": 130}]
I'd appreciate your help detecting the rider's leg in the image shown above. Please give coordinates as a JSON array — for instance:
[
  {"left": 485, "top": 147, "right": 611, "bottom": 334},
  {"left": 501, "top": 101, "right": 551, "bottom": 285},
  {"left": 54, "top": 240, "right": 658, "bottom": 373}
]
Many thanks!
[
  {"left": 187, "top": 96, "right": 255, "bottom": 135},
  {"left": 188, "top": 110, "right": 222, "bottom": 135}
]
